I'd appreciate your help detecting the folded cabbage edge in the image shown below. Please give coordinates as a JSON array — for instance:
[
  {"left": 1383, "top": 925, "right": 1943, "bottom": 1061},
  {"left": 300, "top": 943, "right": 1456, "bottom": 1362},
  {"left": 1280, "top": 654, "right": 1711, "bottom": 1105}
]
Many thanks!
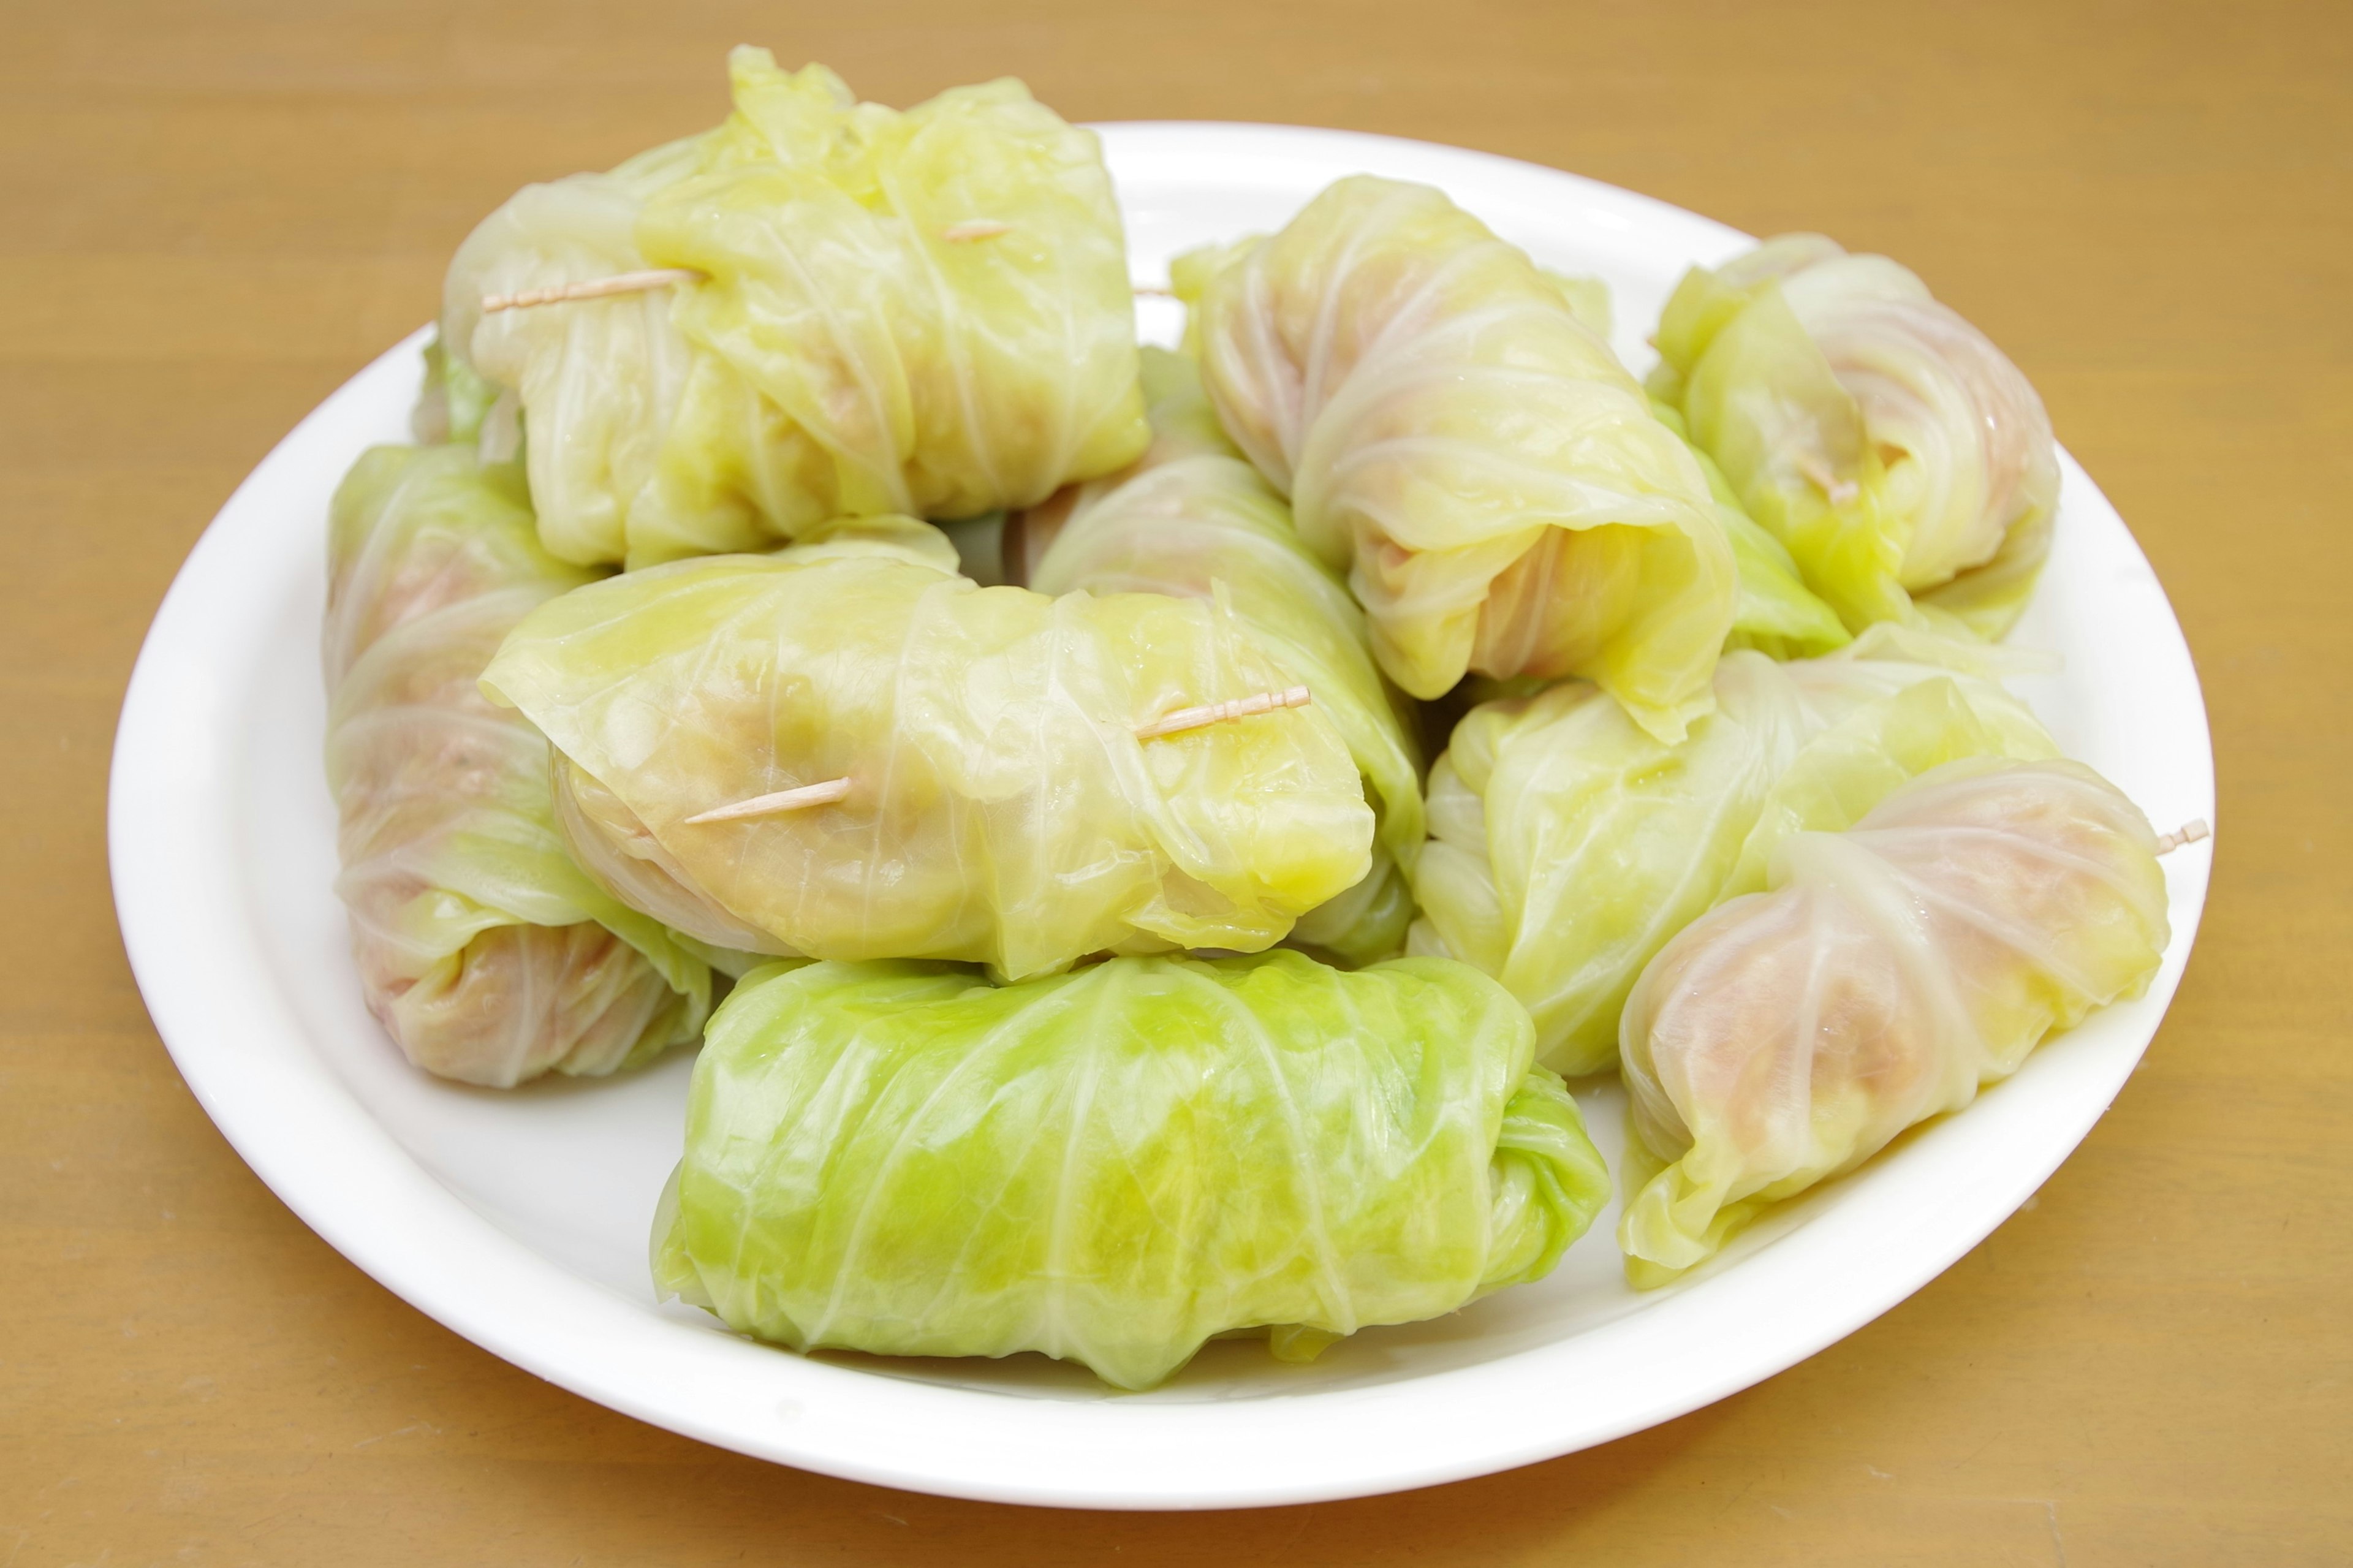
[
  {"left": 1615, "top": 759, "right": 2168, "bottom": 1284},
  {"left": 481, "top": 543, "right": 1375, "bottom": 980},
  {"left": 439, "top": 46, "right": 1146, "bottom": 570},
  {"left": 1648, "top": 237, "right": 2057, "bottom": 641},
  {"left": 324, "top": 444, "right": 722, "bottom": 1085},
  {"left": 653, "top": 952, "right": 1610, "bottom": 1390},
  {"left": 1409, "top": 629, "right": 2059, "bottom": 1077},
  {"left": 1181, "top": 176, "right": 1736, "bottom": 741},
  {"left": 1649, "top": 399, "right": 1849, "bottom": 661},
  {"left": 1026, "top": 347, "right": 1426, "bottom": 965}
]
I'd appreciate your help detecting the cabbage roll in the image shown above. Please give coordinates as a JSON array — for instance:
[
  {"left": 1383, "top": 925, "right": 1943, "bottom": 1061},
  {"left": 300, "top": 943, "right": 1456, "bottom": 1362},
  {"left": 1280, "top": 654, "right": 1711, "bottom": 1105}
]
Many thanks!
[
  {"left": 1648, "top": 235, "right": 2058, "bottom": 638},
  {"left": 1409, "top": 628, "right": 2056, "bottom": 1077},
  {"left": 1619, "top": 759, "right": 2169, "bottom": 1283},
  {"left": 654, "top": 950, "right": 1610, "bottom": 1390},
  {"left": 439, "top": 45, "right": 1147, "bottom": 570},
  {"left": 481, "top": 539, "right": 1374, "bottom": 980},
  {"left": 1180, "top": 176, "right": 1735, "bottom": 739},
  {"left": 324, "top": 445, "right": 716, "bottom": 1086},
  {"left": 1018, "top": 348, "right": 1425, "bottom": 964}
]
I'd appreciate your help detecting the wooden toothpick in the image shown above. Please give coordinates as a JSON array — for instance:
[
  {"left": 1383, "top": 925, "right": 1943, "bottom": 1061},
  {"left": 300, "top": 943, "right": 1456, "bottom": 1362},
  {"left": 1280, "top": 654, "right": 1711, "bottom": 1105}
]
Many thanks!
[
  {"left": 683, "top": 776, "right": 852, "bottom": 825},
  {"left": 681, "top": 687, "right": 1314, "bottom": 824},
  {"left": 2154, "top": 818, "right": 2210, "bottom": 855},
  {"left": 480, "top": 222, "right": 1015, "bottom": 314},
  {"left": 479, "top": 255, "right": 1153, "bottom": 316},
  {"left": 1134, "top": 685, "right": 1313, "bottom": 741},
  {"left": 481, "top": 268, "right": 705, "bottom": 314}
]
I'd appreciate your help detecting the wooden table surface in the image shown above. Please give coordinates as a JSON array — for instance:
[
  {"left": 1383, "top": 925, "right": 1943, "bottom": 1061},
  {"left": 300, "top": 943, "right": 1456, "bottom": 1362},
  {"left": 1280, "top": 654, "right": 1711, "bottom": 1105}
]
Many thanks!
[{"left": 5, "top": 0, "right": 2347, "bottom": 1562}]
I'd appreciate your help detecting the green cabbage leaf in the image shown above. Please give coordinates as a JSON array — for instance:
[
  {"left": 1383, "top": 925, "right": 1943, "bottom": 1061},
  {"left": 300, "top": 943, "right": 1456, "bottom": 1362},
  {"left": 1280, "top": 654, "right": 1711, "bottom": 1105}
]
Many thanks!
[
  {"left": 439, "top": 47, "right": 1146, "bottom": 569},
  {"left": 1022, "top": 349, "right": 1425, "bottom": 964},
  {"left": 1181, "top": 176, "right": 1735, "bottom": 740},
  {"left": 324, "top": 444, "right": 717, "bottom": 1086},
  {"left": 1408, "top": 627, "right": 2058, "bottom": 1077},
  {"left": 1650, "top": 399, "right": 1849, "bottom": 660},
  {"left": 654, "top": 950, "right": 1608, "bottom": 1390},
  {"left": 1619, "top": 759, "right": 2169, "bottom": 1282},
  {"left": 1648, "top": 235, "right": 2058, "bottom": 639},
  {"left": 481, "top": 536, "right": 1375, "bottom": 980}
]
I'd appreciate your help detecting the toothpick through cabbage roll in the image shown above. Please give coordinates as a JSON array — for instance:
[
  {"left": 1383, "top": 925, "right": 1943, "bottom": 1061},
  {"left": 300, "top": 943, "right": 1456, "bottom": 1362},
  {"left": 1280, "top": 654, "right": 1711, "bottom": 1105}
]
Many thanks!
[
  {"left": 1020, "top": 349, "right": 1425, "bottom": 964},
  {"left": 482, "top": 532, "right": 1376, "bottom": 980},
  {"left": 436, "top": 47, "right": 1147, "bottom": 569}
]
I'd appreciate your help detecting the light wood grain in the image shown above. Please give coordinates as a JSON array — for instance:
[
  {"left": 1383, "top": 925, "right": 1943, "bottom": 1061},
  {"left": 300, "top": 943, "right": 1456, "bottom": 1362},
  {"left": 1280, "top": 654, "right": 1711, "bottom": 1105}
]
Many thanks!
[{"left": 4, "top": 1, "right": 2348, "bottom": 1562}]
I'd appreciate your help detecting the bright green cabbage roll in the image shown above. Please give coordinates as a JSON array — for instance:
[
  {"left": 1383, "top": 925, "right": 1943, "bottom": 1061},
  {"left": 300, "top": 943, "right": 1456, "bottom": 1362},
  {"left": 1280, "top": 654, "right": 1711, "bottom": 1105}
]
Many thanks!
[
  {"left": 1180, "top": 176, "right": 1735, "bottom": 740},
  {"left": 324, "top": 445, "right": 716, "bottom": 1086},
  {"left": 481, "top": 538, "right": 1374, "bottom": 980},
  {"left": 1016, "top": 348, "right": 1425, "bottom": 964},
  {"left": 438, "top": 45, "right": 1147, "bottom": 569},
  {"left": 1619, "top": 759, "right": 2169, "bottom": 1284},
  {"left": 1648, "top": 235, "right": 2058, "bottom": 638},
  {"left": 653, "top": 950, "right": 1610, "bottom": 1390},
  {"left": 1409, "top": 627, "right": 2058, "bottom": 1077}
]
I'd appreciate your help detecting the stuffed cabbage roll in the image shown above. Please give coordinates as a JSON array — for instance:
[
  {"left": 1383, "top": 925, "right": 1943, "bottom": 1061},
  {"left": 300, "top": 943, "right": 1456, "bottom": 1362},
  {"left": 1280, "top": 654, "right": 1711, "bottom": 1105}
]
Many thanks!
[
  {"left": 439, "top": 45, "right": 1147, "bottom": 569},
  {"left": 1618, "top": 759, "right": 2169, "bottom": 1283},
  {"left": 1648, "top": 235, "right": 2058, "bottom": 638},
  {"left": 1179, "top": 176, "right": 1735, "bottom": 740},
  {"left": 1409, "top": 627, "right": 2056, "bottom": 1077},
  {"left": 324, "top": 445, "right": 716, "bottom": 1086},
  {"left": 1017, "top": 349, "right": 1424, "bottom": 964},
  {"left": 653, "top": 950, "right": 1610, "bottom": 1390},
  {"left": 481, "top": 539, "right": 1374, "bottom": 980}
]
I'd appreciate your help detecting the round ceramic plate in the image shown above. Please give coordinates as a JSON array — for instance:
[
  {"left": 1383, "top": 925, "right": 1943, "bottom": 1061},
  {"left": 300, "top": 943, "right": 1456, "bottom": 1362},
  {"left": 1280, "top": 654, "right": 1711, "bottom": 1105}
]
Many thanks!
[{"left": 108, "top": 123, "right": 2214, "bottom": 1510}]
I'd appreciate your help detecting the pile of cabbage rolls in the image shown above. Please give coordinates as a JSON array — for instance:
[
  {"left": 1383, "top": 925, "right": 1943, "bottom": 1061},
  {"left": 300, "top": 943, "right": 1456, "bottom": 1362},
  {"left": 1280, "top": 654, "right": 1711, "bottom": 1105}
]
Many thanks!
[{"left": 322, "top": 47, "right": 2175, "bottom": 1390}]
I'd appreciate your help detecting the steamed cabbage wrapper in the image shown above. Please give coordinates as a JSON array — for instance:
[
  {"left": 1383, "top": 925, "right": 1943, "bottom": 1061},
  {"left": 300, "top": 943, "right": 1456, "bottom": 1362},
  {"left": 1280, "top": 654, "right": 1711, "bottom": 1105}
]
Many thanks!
[
  {"left": 1018, "top": 349, "right": 1424, "bottom": 964},
  {"left": 482, "top": 540, "right": 1374, "bottom": 980},
  {"left": 1548, "top": 273, "right": 1614, "bottom": 342},
  {"left": 1179, "top": 176, "right": 1734, "bottom": 738},
  {"left": 1409, "top": 627, "right": 2057, "bottom": 1077},
  {"left": 1618, "top": 759, "right": 2169, "bottom": 1283},
  {"left": 498, "top": 513, "right": 958, "bottom": 961},
  {"left": 653, "top": 950, "right": 1610, "bottom": 1390},
  {"left": 324, "top": 445, "right": 716, "bottom": 1086},
  {"left": 438, "top": 45, "right": 1146, "bottom": 569},
  {"left": 1648, "top": 235, "right": 2058, "bottom": 638},
  {"left": 1650, "top": 400, "right": 1849, "bottom": 660}
]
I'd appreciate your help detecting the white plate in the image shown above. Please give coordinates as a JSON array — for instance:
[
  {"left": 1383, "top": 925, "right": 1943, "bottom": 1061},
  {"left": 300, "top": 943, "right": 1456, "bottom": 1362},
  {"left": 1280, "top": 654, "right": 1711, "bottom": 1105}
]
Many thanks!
[{"left": 108, "top": 123, "right": 2214, "bottom": 1510}]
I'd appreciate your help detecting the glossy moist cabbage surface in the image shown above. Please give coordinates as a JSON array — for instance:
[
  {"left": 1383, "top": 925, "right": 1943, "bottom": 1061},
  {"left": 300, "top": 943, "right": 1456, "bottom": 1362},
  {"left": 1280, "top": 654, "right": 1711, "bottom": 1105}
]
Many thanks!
[
  {"left": 481, "top": 539, "right": 1376, "bottom": 980},
  {"left": 1617, "top": 759, "right": 2168, "bottom": 1282},
  {"left": 323, "top": 444, "right": 714, "bottom": 1086},
  {"left": 1183, "top": 176, "right": 1735, "bottom": 739},
  {"left": 1025, "top": 349, "right": 1425, "bottom": 964},
  {"left": 439, "top": 47, "right": 1146, "bottom": 569},
  {"left": 1648, "top": 234, "right": 2059, "bottom": 639},
  {"left": 1409, "top": 628, "right": 2058, "bottom": 1077},
  {"left": 654, "top": 950, "right": 1610, "bottom": 1390}
]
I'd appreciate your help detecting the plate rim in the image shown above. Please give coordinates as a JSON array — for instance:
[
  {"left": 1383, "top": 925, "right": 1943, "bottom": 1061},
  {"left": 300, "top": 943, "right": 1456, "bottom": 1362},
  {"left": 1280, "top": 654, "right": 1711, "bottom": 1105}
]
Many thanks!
[{"left": 107, "top": 119, "right": 2215, "bottom": 1510}]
